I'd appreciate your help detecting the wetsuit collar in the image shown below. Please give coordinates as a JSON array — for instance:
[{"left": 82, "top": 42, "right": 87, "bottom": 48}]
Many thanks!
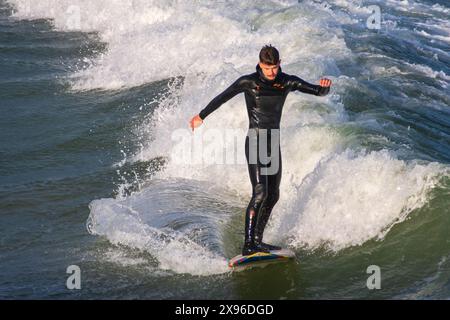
[{"left": 256, "top": 64, "right": 282, "bottom": 84}]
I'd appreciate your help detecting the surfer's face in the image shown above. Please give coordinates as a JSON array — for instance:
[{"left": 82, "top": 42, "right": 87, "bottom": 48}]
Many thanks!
[{"left": 259, "top": 61, "right": 280, "bottom": 81}]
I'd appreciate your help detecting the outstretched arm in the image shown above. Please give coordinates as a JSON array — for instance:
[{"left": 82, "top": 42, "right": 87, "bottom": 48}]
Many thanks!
[
  {"left": 190, "top": 76, "right": 246, "bottom": 131},
  {"left": 289, "top": 76, "right": 332, "bottom": 96},
  {"left": 199, "top": 76, "right": 246, "bottom": 120}
]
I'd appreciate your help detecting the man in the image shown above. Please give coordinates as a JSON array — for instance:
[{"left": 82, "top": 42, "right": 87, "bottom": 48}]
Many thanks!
[{"left": 190, "top": 45, "right": 332, "bottom": 256}]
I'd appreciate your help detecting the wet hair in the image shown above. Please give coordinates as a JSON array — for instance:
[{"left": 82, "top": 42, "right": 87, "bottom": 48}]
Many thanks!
[{"left": 259, "top": 45, "right": 280, "bottom": 65}]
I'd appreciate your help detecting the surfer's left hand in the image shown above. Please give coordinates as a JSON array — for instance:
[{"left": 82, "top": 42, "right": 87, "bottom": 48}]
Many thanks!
[{"left": 319, "top": 78, "right": 332, "bottom": 87}]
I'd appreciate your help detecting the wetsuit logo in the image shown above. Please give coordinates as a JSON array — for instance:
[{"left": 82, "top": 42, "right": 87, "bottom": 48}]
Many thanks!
[{"left": 273, "top": 83, "right": 284, "bottom": 89}]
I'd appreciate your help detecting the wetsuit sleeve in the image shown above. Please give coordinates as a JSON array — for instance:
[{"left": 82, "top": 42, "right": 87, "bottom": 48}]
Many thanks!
[
  {"left": 289, "top": 75, "right": 330, "bottom": 96},
  {"left": 199, "top": 77, "right": 246, "bottom": 120}
]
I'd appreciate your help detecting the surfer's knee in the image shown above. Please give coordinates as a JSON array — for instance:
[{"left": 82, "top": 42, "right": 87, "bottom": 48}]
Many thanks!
[{"left": 253, "top": 183, "right": 268, "bottom": 205}]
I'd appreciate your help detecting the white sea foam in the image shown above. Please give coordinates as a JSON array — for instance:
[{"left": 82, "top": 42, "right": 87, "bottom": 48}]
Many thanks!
[
  {"left": 416, "top": 29, "right": 450, "bottom": 45},
  {"left": 88, "top": 195, "right": 229, "bottom": 275},
  {"left": 8, "top": 0, "right": 349, "bottom": 90},
  {"left": 404, "top": 61, "right": 450, "bottom": 82},
  {"left": 265, "top": 149, "right": 446, "bottom": 251}
]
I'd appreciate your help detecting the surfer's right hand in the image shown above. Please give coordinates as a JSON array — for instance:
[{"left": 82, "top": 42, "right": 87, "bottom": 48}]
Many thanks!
[{"left": 189, "top": 114, "right": 203, "bottom": 132}]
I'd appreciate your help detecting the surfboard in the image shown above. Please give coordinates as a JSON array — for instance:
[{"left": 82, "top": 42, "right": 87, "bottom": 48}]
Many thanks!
[{"left": 228, "top": 248, "right": 295, "bottom": 269}]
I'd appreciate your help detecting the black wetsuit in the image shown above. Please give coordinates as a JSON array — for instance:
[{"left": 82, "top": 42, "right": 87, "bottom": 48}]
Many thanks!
[{"left": 199, "top": 65, "right": 330, "bottom": 255}]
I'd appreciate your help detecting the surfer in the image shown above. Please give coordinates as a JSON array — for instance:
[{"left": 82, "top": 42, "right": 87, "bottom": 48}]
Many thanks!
[{"left": 190, "top": 45, "right": 332, "bottom": 256}]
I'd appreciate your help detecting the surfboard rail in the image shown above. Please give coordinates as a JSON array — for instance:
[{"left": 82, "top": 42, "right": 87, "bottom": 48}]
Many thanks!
[{"left": 228, "top": 249, "right": 295, "bottom": 268}]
